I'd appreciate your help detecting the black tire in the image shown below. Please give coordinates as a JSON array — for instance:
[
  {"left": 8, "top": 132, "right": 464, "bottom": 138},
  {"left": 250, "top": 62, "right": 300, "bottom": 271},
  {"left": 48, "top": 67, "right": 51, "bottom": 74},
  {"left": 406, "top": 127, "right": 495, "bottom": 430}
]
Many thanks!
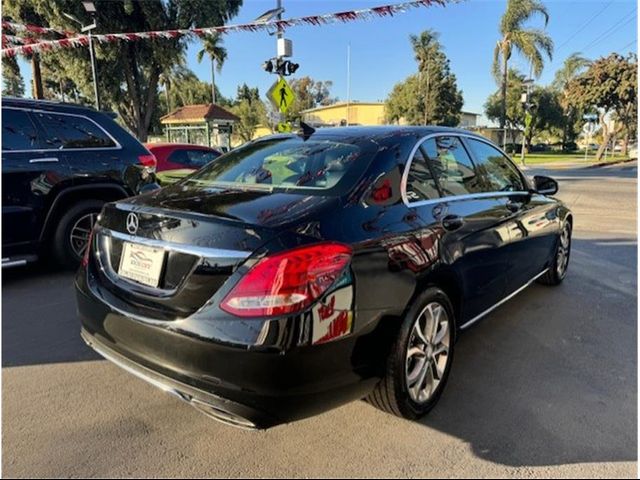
[
  {"left": 538, "top": 219, "right": 572, "bottom": 286},
  {"left": 52, "top": 199, "right": 104, "bottom": 269},
  {"left": 366, "top": 287, "right": 455, "bottom": 420}
]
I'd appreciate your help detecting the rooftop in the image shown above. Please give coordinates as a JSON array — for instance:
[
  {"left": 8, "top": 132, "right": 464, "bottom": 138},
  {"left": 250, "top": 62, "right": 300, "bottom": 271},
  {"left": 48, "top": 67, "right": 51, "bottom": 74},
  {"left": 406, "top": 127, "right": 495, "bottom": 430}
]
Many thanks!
[{"left": 160, "top": 103, "right": 239, "bottom": 124}]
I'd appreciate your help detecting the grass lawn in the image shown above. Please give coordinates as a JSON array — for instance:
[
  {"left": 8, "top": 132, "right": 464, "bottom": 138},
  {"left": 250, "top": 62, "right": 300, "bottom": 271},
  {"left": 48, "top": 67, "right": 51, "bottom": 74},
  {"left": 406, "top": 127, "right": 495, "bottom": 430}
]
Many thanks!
[{"left": 515, "top": 151, "right": 631, "bottom": 165}]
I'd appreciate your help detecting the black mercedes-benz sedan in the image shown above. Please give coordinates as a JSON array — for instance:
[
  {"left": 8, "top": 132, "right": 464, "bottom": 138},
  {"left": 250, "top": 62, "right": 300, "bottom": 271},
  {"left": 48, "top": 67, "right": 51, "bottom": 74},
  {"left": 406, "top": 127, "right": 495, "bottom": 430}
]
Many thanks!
[{"left": 76, "top": 126, "right": 572, "bottom": 429}]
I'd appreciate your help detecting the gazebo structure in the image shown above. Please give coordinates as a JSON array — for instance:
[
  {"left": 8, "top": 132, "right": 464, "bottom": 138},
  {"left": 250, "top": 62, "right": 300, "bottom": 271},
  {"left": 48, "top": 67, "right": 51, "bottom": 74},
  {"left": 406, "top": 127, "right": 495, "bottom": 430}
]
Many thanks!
[{"left": 160, "top": 104, "right": 239, "bottom": 149}]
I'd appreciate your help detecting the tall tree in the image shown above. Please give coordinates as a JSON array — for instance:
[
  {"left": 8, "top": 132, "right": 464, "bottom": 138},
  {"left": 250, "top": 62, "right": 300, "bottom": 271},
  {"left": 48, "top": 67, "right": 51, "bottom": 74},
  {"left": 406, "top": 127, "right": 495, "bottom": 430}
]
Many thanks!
[
  {"left": 2, "top": 57, "right": 25, "bottom": 97},
  {"left": 231, "top": 87, "right": 267, "bottom": 143},
  {"left": 386, "top": 30, "right": 463, "bottom": 126},
  {"left": 285, "top": 77, "right": 336, "bottom": 122},
  {"left": 566, "top": 53, "right": 637, "bottom": 159},
  {"left": 552, "top": 52, "right": 591, "bottom": 91},
  {"left": 4, "top": 0, "right": 242, "bottom": 141},
  {"left": 552, "top": 53, "right": 591, "bottom": 150},
  {"left": 159, "top": 59, "right": 190, "bottom": 114},
  {"left": 493, "top": 0, "right": 553, "bottom": 147},
  {"left": 236, "top": 83, "right": 260, "bottom": 104},
  {"left": 409, "top": 29, "right": 442, "bottom": 124},
  {"left": 196, "top": 33, "right": 227, "bottom": 104}
]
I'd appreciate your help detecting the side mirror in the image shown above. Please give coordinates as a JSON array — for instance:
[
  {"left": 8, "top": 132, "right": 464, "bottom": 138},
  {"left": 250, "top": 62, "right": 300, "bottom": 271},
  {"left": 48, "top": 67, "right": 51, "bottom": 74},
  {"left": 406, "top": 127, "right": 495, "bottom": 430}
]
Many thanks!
[{"left": 533, "top": 175, "right": 558, "bottom": 195}]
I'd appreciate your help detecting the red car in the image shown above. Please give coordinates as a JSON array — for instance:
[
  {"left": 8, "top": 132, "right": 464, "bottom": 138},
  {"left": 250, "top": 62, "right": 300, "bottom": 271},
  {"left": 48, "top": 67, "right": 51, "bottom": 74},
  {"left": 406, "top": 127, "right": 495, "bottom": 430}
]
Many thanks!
[{"left": 145, "top": 143, "right": 222, "bottom": 184}]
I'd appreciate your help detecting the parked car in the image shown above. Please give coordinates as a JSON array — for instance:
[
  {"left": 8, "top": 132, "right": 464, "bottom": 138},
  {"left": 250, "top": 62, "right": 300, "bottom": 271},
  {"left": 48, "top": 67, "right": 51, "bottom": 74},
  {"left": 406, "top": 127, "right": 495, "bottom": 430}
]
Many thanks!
[
  {"left": 77, "top": 126, "right": 572, "bottom": 429},
  {"left": 2, "top": 98, "right": 158, "bottom": 269},
  {"left": 145, "top": 142, "right": 222, "bottom": 185}
]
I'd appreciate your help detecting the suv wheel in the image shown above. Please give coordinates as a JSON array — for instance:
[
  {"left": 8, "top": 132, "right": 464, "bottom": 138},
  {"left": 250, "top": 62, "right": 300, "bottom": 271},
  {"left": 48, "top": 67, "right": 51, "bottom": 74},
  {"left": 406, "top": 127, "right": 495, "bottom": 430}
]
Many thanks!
[
  {"left": 367, "top": 287, "right": 455, "bottom": 420},
  {"left": 52, "top": 200, "right": 104, "bottom": 269}
]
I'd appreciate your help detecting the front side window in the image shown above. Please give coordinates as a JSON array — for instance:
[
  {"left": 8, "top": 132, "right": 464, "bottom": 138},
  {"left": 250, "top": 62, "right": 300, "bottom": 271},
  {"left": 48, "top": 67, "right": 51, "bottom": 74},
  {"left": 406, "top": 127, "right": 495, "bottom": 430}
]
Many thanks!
[
  {"left": 466, "top": 138, "right": 525, "bottom": 192},
  {"left": 2, "top": 108, "right": 41, "bottom": 151},
  {"left": 423, "top": 136, "right": 483, "bottom": 196},
  {"left": 405, "top": 145, "right": 440, "bottom": 202},
  {"left": 184, "top": 137, "right": 369, "bottom": 194},
  {"left": 33, "top": 112, "right": 116, "bottom": 149}
]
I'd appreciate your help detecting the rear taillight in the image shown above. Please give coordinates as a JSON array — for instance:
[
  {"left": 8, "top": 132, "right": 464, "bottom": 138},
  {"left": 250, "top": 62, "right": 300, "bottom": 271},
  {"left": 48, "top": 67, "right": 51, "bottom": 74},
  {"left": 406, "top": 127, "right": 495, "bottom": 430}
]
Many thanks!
[
  {"left": 81, "top": 228, "right": 95, "bottom": 268},
  {"left": 221, "top": 242, "right": 352, "bottom": 318},
  {"left": 138, "top": 154, "right": 157, "bottom": 171}
]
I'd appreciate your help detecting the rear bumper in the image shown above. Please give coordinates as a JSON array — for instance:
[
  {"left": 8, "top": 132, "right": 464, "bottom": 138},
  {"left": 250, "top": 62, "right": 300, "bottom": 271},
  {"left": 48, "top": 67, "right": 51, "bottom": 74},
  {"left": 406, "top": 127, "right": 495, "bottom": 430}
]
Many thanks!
[
  {"left": 80, "top": 328, "right": 271, "bottom": 429},
  {"left": 76, "top": 268, "right": 383, "bottom": 428}
]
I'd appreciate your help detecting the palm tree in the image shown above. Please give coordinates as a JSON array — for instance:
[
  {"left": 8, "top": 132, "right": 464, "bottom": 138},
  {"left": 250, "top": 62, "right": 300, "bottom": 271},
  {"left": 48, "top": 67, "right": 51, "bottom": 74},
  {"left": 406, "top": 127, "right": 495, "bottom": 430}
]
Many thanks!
[
  {"left": 159, "top": 60, "right": 189, "bottom": 113},
  {"left": 196, "top": 33, "right": 227, "bottom": 105},
  {"left": 410, "top": 30, "right": 441, "bottom": 125},
  {"left": 493, "top": 0, "right": 553, "bottom": 147},
  {"left": 552, "top": 52, "right": 591, "bottom": 91},
  {"left": 552, "top": 53, "right": 591, "bottom": 151}
]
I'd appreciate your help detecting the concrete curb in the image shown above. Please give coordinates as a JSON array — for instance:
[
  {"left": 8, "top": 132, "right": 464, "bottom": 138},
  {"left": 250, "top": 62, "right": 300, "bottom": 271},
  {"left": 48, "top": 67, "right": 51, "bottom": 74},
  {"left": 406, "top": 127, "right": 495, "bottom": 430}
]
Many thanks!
[
  {"left": 585, "top": 157, "right": 637, "bottom": 169},
  {"left": 521, "top": 158, "right": 637, "bottom": 171}
]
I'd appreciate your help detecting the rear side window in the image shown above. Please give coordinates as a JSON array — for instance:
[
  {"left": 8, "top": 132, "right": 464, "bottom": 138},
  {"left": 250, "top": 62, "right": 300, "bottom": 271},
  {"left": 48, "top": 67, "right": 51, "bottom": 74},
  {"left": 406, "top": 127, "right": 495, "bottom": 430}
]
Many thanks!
[
  {"left": 33, "top": 111, "right": 116, "bottom": 149},
  {"left": 405, "top": 146, "right": 439, "bottom": 202},
  {"left": 423, "top": 136, "right": 484, "bottom": 196},
  {"left": 168, "top": 149, "right": 220, "bottom": 168},
  {"left": 466, "top": 138, "right": 525, "bottom": 192},
  {"left": 2, "top": 108, "right": 41, "bottom": 151}
]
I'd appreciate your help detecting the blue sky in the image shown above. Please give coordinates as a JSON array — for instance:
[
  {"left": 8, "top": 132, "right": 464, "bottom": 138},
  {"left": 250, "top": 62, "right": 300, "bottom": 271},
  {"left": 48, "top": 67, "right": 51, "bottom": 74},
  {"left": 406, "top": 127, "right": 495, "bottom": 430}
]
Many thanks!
[{"left": 18, "top": 0, "right": 638, "bottom": 124}]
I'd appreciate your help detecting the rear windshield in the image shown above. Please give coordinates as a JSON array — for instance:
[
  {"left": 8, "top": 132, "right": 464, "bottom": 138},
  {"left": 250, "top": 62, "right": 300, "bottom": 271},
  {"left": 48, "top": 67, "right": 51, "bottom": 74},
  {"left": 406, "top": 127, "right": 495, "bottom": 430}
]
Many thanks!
[{"left": 182, "top": 136, "right": 371, "bottom": 195}]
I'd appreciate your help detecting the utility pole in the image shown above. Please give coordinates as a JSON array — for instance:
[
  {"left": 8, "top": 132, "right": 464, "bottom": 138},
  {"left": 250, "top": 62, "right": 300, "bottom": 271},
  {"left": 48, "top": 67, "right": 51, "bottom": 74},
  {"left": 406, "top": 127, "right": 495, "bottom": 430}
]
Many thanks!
[
  {"left": 346, "top": 43, "right": 351, "bottom": 126},
  {"left": 520, "top": 73, "right": 534, "bottom": 166}
]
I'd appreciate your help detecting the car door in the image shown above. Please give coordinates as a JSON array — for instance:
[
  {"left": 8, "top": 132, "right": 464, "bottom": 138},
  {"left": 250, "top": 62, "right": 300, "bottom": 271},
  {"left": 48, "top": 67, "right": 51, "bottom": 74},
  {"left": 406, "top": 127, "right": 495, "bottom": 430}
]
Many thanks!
[
  {"left": 1, "top": 107, "right": 71, "bottom": 254},
  {"left": 409, "top": 135, "right": 518, "bottom": 323},
  {"left": 463, "top": 136, "right": 558, "bottom": 292}
]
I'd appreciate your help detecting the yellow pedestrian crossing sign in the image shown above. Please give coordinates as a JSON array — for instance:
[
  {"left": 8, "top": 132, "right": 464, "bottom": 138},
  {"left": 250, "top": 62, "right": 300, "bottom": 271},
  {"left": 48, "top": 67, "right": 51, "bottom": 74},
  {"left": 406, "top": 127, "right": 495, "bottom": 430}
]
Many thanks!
[{"left": 268, "top": 77, "right": 295, "bottom": 114}]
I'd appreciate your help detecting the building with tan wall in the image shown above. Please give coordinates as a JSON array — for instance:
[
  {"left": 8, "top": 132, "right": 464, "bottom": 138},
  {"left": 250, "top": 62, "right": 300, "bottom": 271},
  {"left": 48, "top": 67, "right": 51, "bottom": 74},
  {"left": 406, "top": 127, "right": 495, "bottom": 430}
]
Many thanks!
[{"left": 300, "top": 101, "right": 480, "bottom": 129}]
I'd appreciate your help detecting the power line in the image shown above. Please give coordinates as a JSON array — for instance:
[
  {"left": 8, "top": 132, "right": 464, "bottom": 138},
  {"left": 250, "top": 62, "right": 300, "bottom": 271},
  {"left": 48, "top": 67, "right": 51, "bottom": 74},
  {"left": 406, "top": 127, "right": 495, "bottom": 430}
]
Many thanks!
[
  {"left": 581, "top": 10, "right": 637, "bottom": 53},
  {"left": 618, "top": 39, "right": 637, "bottom": 52},
  {"left": 556, "top": 0, "right": 614, "bottom": 51}
]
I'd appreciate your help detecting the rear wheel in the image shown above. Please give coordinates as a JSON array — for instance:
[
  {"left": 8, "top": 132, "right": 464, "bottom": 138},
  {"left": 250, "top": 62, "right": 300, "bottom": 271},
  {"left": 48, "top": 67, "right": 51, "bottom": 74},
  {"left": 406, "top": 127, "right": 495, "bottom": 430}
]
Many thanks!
[
  {"left": 52, "top": 200, "right": 103, "bottom": 269},
  {"left": 538, "top": 220, "right": 572, "bottom": 286},
  {"left": 367, "top": 287, "right": 455, "bottom": 420}
]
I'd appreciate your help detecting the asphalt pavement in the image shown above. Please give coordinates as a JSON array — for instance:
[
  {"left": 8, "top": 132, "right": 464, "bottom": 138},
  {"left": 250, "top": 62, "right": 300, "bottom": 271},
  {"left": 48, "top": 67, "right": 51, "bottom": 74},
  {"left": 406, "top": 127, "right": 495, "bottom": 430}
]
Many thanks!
[{"left": 2, "top": 162, "right": 637, "bottom": 478}]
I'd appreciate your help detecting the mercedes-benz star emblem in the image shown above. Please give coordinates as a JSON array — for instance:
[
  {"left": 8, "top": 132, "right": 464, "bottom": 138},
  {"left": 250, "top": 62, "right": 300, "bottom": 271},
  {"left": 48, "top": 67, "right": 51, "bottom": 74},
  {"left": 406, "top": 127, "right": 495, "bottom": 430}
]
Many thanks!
[{"left": 126, "top": 212, "right": 139, "bottom": 235}]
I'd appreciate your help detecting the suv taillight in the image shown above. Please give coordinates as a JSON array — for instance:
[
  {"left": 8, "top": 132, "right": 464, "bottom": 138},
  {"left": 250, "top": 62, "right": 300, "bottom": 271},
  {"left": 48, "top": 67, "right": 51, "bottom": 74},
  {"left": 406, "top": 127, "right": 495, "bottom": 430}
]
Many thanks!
[
  {"left": 221, "top": 242, "right": 352, "bottom": 318},
  {"left": 138, "top": 154, "right": 157, "bottom": 171}
]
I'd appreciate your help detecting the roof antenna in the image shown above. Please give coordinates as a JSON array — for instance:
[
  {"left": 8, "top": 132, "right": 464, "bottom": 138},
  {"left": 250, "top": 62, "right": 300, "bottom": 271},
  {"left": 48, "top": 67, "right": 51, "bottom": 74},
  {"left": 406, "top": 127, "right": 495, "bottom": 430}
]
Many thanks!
[{"left": 298, "top": 121, "right": 316, "bottom": 141}]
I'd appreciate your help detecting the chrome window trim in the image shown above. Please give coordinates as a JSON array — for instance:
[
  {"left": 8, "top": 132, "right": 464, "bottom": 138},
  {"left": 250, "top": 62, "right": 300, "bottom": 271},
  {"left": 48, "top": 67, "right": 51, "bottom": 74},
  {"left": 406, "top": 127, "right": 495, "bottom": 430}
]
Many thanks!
[
  {"left": 400, "top": 132, "right": 530, "bottom": 208},
  {"left": 460, "top": 268, "right": 549, "bottom": 330},
  {"left": 99, "top": 227, "right": 252, "bottom": 259},
  {"left": 1, "top": 106, "right": 123, "bottom": 153}
]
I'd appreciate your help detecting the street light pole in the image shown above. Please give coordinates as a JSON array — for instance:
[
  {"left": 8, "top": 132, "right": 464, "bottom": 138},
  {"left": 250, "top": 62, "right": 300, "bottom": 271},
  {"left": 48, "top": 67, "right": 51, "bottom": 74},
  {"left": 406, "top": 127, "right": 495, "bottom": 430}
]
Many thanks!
[
  {"left": 86, "top": 26, "right": 101, "bottom": 111},
  {"left": 63, "top": 3, "right": 100, "bottom": 110}
]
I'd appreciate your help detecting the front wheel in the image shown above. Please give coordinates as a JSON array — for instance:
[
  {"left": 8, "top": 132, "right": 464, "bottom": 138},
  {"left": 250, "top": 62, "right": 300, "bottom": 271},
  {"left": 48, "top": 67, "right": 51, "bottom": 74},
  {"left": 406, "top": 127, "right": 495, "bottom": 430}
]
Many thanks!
[
  {"left": 366, "top": 287, "right": 455, "bottom": 420},
  {"left": 52, "top": 200, "right": 104, "bottom": 269},
  {"left": 538, "top": 219, "right": 572, "bottom": 286}
]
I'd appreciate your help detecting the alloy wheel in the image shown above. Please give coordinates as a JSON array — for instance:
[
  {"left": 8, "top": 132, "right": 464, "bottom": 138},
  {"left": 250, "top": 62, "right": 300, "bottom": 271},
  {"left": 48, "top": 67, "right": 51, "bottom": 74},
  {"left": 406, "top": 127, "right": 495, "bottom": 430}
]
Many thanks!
[
  {"left": 70, "top": 212, "right": 98, "bottom": 259},
  {"left": 405, "top": 302, "right": 451, "bottom": 404},
  {"left": 556, "top": 223, "right": 571, "bottom": 278}
]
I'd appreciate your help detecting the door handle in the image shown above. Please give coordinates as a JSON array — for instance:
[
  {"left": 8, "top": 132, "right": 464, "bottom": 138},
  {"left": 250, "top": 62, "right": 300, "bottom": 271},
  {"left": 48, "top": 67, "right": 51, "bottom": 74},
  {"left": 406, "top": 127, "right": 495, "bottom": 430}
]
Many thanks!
[
  {"left": 29, "top": 157, "right": 59, "bottom": 163},
  {"left": 442, "top": 214, "right": 464, "bottom": 231}
]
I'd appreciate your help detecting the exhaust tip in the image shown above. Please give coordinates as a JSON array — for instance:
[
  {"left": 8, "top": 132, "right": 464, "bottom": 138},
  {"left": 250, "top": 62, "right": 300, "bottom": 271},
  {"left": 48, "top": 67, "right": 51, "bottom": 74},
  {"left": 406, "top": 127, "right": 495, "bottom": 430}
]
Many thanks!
[{"left": 189, "top": 398, "right": 259, "bottom": 430}]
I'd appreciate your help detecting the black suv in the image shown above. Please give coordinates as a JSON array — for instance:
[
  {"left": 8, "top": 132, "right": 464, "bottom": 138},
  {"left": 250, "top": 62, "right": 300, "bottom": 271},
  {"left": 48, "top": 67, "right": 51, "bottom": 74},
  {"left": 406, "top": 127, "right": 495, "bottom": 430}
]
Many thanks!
[{"left": 2, "top": 98, "right": 158, "bottom": 268}]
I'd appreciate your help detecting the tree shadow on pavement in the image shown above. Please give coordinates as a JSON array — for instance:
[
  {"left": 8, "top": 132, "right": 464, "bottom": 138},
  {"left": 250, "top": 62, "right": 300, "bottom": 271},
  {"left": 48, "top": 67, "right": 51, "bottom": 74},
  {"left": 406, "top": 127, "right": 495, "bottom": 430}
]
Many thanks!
[{"left": 417, "top": 237, "right": 637, "bottom": 467}]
